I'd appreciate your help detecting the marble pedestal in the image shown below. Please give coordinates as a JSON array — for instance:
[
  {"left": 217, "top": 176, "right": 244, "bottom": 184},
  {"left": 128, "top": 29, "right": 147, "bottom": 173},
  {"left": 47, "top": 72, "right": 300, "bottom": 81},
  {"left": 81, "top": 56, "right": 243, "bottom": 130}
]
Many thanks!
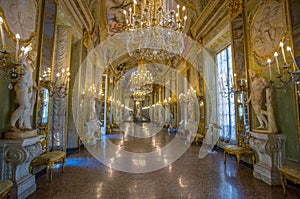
[
  {"left": 250, "top": 132, "right": 286, "bottom": 185},
  {"left": 0, "top": 136, "right": 42, "bottom": 199}
]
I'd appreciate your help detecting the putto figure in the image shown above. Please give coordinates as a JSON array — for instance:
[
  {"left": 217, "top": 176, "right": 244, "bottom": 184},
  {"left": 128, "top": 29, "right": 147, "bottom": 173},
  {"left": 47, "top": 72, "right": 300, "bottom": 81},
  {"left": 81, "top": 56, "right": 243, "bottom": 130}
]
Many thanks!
[{"left": 9, "top": 51, "right": 37, "bottom": 132}]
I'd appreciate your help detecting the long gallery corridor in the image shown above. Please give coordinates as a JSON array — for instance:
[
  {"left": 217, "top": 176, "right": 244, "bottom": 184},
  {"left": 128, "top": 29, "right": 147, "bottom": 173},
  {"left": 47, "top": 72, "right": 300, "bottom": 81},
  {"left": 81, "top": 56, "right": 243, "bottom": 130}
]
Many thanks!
[{"left": 28, "top": 123, "right": 300, "bottom": 199}]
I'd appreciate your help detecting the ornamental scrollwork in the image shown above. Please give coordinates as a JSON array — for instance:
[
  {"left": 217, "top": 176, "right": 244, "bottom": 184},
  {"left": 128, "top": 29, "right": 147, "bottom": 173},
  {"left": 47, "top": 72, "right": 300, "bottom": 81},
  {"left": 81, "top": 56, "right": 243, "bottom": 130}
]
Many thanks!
[
  {"left": 227, "top": 0, "right": 243, "bottom": 20},
  {"left": 265, "top": 137, "right": 280, "bottom": 154},
  {"left": 4, "top": 146, "right": 27, "bottom": 164}
]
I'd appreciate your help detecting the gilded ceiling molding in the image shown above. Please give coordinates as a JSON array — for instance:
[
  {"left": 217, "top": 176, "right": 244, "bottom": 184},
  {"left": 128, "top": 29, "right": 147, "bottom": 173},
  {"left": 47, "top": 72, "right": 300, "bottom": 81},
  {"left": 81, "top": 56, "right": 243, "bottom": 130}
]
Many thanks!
[
  {"left": 190, "top": 0, "right": 229, "bottom": 41},
  {"left": 227, "top": 0, "right": 243, "bottom": 20},
  {"left": 73, "top": 0, "right": 95, "bottom": 32},
  {"left": 60, "top": 0, "right": 94, "bottom": 33}
]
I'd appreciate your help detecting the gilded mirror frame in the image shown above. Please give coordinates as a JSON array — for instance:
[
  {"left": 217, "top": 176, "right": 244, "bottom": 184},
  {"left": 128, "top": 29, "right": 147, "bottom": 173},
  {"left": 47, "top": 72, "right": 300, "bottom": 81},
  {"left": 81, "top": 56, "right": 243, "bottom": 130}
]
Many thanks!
[{"left": 0, "top": 0, "right": 39, "bottom": 45}]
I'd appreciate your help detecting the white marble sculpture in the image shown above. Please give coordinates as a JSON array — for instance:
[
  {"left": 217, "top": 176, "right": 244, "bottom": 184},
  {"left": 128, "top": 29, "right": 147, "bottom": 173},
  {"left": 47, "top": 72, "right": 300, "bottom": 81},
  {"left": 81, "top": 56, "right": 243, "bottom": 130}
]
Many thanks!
[
  {"left": 246, "top": 69, "right": 277, "bottom": 133},
  {"left": 9, "top": 51, "right": 37, "bottom": 132}
]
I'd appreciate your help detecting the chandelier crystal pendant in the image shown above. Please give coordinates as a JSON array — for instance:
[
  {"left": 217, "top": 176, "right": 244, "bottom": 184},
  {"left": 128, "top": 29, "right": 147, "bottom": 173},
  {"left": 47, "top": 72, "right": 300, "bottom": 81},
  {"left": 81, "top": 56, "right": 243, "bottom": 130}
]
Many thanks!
[{"left": 124, "top": 0, "right": 187, "bottom": 60}]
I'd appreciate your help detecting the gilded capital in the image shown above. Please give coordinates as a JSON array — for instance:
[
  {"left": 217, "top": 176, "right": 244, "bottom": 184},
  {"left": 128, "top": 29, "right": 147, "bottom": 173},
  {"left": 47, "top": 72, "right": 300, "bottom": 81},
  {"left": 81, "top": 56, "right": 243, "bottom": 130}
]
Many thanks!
[{"left": 227, "top": 0, "right": 243, "bottom": 20}]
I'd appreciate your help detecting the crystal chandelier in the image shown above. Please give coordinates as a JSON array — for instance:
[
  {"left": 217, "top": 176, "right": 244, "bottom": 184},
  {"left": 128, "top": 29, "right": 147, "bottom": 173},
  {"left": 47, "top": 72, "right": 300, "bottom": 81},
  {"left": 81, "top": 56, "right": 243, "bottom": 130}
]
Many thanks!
[
  {"left": 132, "top": 90, "right": 147, "bottom": 101},
  {"left": 124, "top": 0, "right": 187, "bottom": 60},
  {"left": 129, "top": 63, "right": 154, "bottom": 99}
]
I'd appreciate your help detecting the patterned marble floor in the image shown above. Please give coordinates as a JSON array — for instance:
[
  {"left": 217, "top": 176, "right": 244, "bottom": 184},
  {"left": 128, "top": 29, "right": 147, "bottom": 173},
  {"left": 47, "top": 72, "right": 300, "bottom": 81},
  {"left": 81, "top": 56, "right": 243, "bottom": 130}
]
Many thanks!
[{"left": 27, "top": 124, "right": 300, "bottom": 199}]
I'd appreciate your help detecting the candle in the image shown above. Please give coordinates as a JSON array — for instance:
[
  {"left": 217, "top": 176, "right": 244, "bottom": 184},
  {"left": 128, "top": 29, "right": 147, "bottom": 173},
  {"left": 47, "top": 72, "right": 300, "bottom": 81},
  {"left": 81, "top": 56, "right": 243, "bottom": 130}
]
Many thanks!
[
  {"left": 267, "top": 58, "right": 272, "bottom": 79},
  {"left": 133, "top": 0, "right": 136, "bottom": 15},
  {"left": 287, "top": 46, "right": 299, "bottom": 69},
  {"left": 21, "top": 46, "right": 26, "bottom": 64},
  {"left": 274, "top": 52, "right": 280, "bottom": 73},
  {"left": 0, "top": 17, "right": 5, "bottom": 49},
  {"left": 234, "top": 73, "right": 237, "bottom": 90},
  {"left": 280, "top": 42, "right": 287, "bottom": 65},
  {"left": 153, "top": 0, "right": 156, "bottom": 18},
  {"left": 183, "top": 16, "right": 187, "bottom": 28},
  {"left": 182, "top": 6, "right": 186, "bottom": 23},
  {"left": 123, "top": 10, "right": 127, "bottom": 24},
  {"left": 15, "top": 33, "right": 20, "bottom": 61},
  {"left": 129, "top": 7, "right": 132, "bottom": 24}
]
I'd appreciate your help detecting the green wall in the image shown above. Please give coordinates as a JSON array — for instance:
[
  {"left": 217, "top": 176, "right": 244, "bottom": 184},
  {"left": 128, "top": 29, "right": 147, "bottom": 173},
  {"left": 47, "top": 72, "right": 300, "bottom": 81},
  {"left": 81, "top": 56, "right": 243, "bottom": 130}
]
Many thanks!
[{"left": 0, "top": 79, "right": 14, "bottom": 136}]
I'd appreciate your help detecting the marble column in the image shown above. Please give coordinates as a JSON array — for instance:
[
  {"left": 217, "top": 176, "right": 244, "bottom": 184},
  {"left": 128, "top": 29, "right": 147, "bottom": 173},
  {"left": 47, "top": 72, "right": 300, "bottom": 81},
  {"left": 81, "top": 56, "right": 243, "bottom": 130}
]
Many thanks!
[
  {"left": 50, "top": 25, "right": 72, "bottom": 151},
  {"left": 0, "top": 136, "right": 42, "bottom": 198},
  {"left": 250, "top": 132, "right": 286, "bottom": 185}
]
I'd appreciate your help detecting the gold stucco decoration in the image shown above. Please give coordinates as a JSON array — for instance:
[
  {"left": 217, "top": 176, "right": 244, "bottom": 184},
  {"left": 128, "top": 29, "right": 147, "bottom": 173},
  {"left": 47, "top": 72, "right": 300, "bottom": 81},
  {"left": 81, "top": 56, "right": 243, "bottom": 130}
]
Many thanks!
[{"left": 227, "top": 0, "right": 243, "bottom": 20}]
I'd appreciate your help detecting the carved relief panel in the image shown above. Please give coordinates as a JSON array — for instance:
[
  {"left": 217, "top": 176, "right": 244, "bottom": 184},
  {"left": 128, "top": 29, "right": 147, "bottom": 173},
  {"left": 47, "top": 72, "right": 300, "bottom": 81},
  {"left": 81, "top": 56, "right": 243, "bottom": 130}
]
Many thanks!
[
  {"left": 0, "top": 0, "right": 38, "bottom": 43},
  {"left": 250, "top": 1, "right": 287, "bottom": 59}
]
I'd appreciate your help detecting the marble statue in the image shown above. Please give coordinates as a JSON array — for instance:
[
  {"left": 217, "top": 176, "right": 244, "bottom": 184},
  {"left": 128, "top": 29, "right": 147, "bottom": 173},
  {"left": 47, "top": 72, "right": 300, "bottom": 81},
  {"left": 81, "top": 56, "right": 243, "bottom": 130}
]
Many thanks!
[
  {"left": 246, "top": 69, "right": 275, "bottom": 131},
  {"left": 9, "top": 51, "right": 37, "bottom": 132}
]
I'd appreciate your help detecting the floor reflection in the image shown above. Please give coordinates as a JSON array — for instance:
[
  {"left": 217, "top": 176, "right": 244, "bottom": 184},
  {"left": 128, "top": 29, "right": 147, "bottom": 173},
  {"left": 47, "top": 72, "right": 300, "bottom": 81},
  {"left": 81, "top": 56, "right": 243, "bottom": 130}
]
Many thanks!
[
  {"left": 28, "top": 122, "right": 300, "bottom": 199},
  {"left": 109, "top": 122, "right": 174, "bottom": 153}
]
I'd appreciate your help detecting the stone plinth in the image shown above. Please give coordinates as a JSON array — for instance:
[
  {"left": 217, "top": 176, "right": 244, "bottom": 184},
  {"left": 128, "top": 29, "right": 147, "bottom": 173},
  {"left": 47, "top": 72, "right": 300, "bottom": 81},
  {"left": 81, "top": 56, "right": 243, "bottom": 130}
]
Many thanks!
[
  {"left": 250, "top": 132, "right": 286, "bottom": 185},
  {"left": 0, "top": 136, "right": 42, "bottom": 199},
  {"left": 5, "top": 129, "right": 38, "bottom": 140}
]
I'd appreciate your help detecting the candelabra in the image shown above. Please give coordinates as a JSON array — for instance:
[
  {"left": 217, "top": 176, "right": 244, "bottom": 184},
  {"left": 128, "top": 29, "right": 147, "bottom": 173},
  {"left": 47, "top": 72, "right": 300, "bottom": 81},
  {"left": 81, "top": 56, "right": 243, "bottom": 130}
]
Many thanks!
[
  {"left": 0, "top": 49, "right": 24, "bottom": 88},
  {"left": 179, "top": 88, "right": 197, "bottom": 103},
  {"left": 0, "top": 17, "right": 28, "bottom": 88},
  {"left": 219, "top": 73, "right": 248, "bottom": 98},
  {"left": 41, "top": 67, "right": 70, "bottom": 98},
  {"left": 81, "top": 84, "right": 99, "bottom": 99},
  {"left": 164, "top": 95, "right": 177, "bottom": 106},
  {"left": 267, "top": 42, "right": 299, "bottom": 89}
]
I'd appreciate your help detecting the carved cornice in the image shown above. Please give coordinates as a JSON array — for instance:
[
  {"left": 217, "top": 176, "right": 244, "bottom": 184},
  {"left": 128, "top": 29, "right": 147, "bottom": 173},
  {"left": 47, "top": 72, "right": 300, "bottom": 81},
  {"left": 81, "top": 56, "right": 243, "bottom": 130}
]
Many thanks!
[
  {"left": 190, "top": 0, "right": 230, "bottom": 42},
  {"left": 209, "top": 31, "right": 230, "bottom": 51},
  {"left": 73, "top": 0, "right": 95, "bottom": 32},
  {"left": 191, "top": 0, "right": 228, "bottom": 40},
  {"left": 60, "top": 0, "right": 94, "bottom": 34},
  {"left": 227, "top": 0, "right": 243, "bottom": 20}
]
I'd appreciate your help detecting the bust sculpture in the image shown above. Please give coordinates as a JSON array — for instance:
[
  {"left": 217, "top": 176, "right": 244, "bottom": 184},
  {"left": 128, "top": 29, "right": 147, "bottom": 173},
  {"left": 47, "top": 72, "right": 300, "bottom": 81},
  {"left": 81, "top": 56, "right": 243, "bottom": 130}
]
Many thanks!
[{"left": 9, "top": 50, "right": 37, "bottom": 132}]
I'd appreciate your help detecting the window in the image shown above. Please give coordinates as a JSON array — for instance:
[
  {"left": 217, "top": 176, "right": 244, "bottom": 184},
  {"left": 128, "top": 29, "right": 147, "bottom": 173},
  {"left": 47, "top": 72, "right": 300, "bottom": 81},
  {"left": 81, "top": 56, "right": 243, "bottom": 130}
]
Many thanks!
[
  {"left": 216, "top": 46, "right": 236, "bottom": 143},
  {"left": 41, "top": 89, "right": 49, "bottom": 124}
]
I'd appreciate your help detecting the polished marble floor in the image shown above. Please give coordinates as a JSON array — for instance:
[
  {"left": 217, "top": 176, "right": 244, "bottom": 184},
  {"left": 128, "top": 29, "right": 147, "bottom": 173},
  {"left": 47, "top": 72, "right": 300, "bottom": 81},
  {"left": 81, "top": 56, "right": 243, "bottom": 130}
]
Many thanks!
[{"left": 28, "top": 123, "right": 300, "bottom": 199}]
